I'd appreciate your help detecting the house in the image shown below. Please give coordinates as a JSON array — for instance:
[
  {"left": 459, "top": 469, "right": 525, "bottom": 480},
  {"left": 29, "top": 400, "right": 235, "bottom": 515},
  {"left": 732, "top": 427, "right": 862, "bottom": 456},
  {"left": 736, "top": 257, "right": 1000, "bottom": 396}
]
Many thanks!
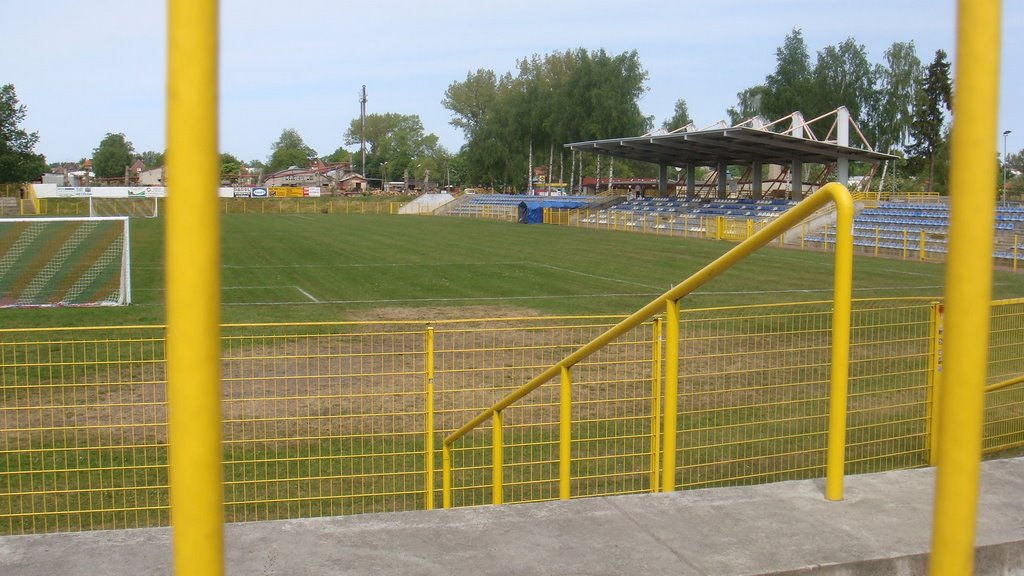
[
  {"left": 263, "top": 160, "right": 365, "bottom": 195},
  {"left": 139, "top": 167, "right": 164, "bottom": 186}
]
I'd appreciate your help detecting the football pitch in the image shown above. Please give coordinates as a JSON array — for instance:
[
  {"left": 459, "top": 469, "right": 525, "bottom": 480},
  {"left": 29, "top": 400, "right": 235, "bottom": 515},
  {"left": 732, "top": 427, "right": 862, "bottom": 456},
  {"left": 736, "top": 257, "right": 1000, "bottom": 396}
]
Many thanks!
[{"left": 2, "top": 211, "right": 1022, "bottom": 327}]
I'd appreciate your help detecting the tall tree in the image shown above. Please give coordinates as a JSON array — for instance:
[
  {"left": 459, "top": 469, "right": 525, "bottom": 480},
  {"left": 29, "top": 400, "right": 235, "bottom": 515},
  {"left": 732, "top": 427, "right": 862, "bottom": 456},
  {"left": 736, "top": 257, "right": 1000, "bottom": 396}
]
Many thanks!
[
  {"left": 760, "top": 29, "right": 813, "bottom": 121},
  {"left": 444, "top": 47, "right": 650, "bottom": 188},
  {"left": 809, "top": 38, "right": 878, "bottom": 130},
  {"left": 662, "top": 98, "right": 692, "bottom": 131},
  {"left": 267, "top": 128, "right": 316, "bottom": 173},
  {"left": 344, "top": 113, "right": 437, "bottom": 182},
  {"left": 907, "top": 49, "right": 953, "bottom": 191},
  {"left": 442, "top": 69, "right": 499, "bottom": 136},
  {"left": 726, "top": 86, "right": 767, "bottom": 125},
  {"left": 873, "top": 42, "right": 922, "bottom": 153},
  {"left": 0, "top": 84, "right": 47, "bottom": 183},
  {"left": 92, "top": 133, "right": 135, "bottom": 179}
]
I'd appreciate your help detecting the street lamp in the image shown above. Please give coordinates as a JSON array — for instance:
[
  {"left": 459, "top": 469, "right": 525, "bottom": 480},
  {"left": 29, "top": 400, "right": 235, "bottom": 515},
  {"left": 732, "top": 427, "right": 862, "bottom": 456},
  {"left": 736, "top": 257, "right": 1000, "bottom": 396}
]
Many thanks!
[{"left": 1003, "top": 130, "right": 1012, "bottom": 202}]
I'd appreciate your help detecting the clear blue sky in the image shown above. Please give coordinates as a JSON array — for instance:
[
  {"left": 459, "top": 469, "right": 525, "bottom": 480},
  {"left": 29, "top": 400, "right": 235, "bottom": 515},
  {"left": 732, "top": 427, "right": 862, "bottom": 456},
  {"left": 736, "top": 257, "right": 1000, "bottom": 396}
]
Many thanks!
[{"left": 6, "top": 0, "right": 1022, "bottom": 164}]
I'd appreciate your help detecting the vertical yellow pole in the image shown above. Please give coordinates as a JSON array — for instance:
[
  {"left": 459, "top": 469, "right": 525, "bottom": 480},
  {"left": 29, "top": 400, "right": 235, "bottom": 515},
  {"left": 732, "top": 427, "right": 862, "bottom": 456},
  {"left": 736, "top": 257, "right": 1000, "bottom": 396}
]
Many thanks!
[
  {"left": 166, "top": 0, "right": 223, "bottom": 574},
  {"left": 875, "top": 226, "right": 880, "bottom": 256},
  {"left": 919, "top": 229, "right": 926, "bottom": 261},
  {"left": 801, "top": 222, "right": 806, "bottom": 250},
  {"left": 425, "top": 325, "right": 435, "bottom": 510},
  {"left": 903, "top": 228, "right": 908, "bottom": 259},
  {"left": 661, "top": 299, "right": 680, "bottom": 492},
  {"left": 825, "top": 186, "right": 853, "bottom": 502},
  {"left": 559, "top": 365, "right": 572, "bottom": 500},
  {"left": 930, "top": 1, "right": 1000, "bottom": 574},
  {"left": 492, "top": 410, "right": 504, "bottom": 505},
  {"left": 442, "top": 444, "right": 452, "bottom": 509},
  {"left": 1014, "top": 234, "right": 1018, "bottom": 272},
  {"left": 926, "top": 302, "right": 944, "bottom": 466},
  {"left": 650, "top": 317, "right": 663, "bottom": 492}
]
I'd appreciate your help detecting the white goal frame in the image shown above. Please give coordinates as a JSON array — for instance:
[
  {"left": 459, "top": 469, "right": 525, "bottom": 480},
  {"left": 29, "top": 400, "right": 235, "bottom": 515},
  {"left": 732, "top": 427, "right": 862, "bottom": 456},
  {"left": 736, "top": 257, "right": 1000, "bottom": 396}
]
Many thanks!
[{"left": 0, "top": 216, "right": 132, "bottom": 307}]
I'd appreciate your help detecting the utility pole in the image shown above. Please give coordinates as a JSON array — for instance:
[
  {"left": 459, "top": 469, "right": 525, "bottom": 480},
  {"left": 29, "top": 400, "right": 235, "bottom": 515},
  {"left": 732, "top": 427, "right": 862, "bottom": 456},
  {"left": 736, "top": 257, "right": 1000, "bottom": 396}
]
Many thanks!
[{"left": 359, "top": 85, "right": 367, "bottom": 177}]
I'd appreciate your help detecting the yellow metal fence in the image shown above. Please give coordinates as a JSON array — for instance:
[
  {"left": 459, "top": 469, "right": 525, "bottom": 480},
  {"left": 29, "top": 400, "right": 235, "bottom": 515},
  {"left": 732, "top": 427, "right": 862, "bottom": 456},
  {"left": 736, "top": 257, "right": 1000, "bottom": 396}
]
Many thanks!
[
  {"left": 28, "top": 198, "right": 404, "bottom": 217},
  {"left": 547, "top": 207, "right": 1021, "bottom": 271},
  {"left": 1, "top": 300, "right": 1022, "bottom": 535}
]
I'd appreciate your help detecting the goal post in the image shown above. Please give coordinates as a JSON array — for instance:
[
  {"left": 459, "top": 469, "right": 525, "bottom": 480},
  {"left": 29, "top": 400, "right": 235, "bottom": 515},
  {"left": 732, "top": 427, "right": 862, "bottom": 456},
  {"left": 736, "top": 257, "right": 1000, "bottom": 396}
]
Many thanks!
[{"left": 0, "top": 217, "right": 132, "bottom": 307}]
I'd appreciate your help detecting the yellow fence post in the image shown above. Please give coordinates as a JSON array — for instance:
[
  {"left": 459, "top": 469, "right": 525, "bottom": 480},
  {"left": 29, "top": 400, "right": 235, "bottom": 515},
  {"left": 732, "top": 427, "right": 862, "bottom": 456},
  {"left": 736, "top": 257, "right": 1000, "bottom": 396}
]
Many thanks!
[
  {"left": 650, "top": 317, "right": 663, "bottom": 493},
  {"left": 903, "top": 228, "right": 908, "bottom": 259},
  {"left": 825, "top": 186, "right": 853, "bottom": 502},
  {"left": 559, "top": 365, "right": 572, "bottom": 500},
  {"left": 926, "top": 302, "right": 944, "bottom": 466},
  {"left": 492, "top": 410, "right": 504, "bottom": 505},
  {"left": 919, "top": 229, "right": 926, "bottom": 261},
  {"left": 930, "top": 0, "right": 1000, "bottom": 573},
  {"left": 425, "top": 325, "right": 435, "bottom": 510},
  {"left": 442, "top": 444, "right": 452, "bottom": 509},
  {"left": 661, "top": 299, "right": 680, "bottom": 492},
  {"left": 1014, "top": 234, "right": 1019, "bottom": 272},
  {"left": 875, "top": 226, "right": 880, "bottom": 256},
  {"left": 166, "top": 0, "right": 224, "bottom": 574}
]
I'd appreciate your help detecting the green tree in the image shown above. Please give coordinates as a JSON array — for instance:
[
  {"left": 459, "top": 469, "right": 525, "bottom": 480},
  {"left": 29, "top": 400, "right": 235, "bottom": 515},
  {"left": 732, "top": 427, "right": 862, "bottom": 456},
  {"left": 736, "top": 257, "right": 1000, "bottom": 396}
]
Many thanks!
[
  {"left": 662, "top": 98, "right": 692, "bottom": 131},
  {"left": 139, "top": 150, "right": 165, "bottom": 168},
  {"left": 220, "top": 152, "right": 242, "bottom": 182},
  {"left": 760, "top": 29, "right": 813, "bottom": 120},
  {"left": 873, "top": 42, "right": 922, "bottom": 153},
  {"left": 442, "top": 69, "right": 499, "bottom": 136},
  {"left": 267, "top": 128, "right": 316, "bottom": 173},
  {"left": 444, "top": 48, "right": 650, "bottom": 188},
  {"left": 726, "top": 86, "right": 767, "bottom": 125},
  {"left": 322, "top": 146, "right": 352, "bottom": 164},
  {"left": 809, "top": 38, "right": 878, "bottom": 130},
  {"left": 344, "top": 113, "right": 437, "bottom": 183},
  {"left": 92, "top": 133, "right": 135, "bottom": 179},
  {"left": 0, "top": 84, "right": 47, "bottom": 183},
  {"left": 907, "top": 49, "right": 953, "bottom": 191}
]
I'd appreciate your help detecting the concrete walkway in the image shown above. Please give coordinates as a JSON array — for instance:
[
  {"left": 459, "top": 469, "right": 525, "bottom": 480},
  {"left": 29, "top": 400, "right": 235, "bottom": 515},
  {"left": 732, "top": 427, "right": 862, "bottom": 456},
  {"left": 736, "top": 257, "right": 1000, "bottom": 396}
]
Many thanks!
[{"left": 2, "top": 457, "right": 1023, "bottom": 575}]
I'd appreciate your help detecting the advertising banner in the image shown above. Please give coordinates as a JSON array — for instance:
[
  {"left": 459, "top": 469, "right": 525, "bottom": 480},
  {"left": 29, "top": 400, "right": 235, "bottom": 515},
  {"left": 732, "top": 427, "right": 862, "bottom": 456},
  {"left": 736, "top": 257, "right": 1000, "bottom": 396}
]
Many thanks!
[
  {"left": 57, "top": 187, "right": 92, "bottom": 197},
  {"left": 303, "top": 187, "right": 321, "bottom": 197},
  {"left": 269, "top": 186, "right": 305, "bottom": 198},
  {"left": 251, "top": 187, "right": 269, "bottom": 198},
  {"left": 233, "top": 187, "right": 252, "bottom": 198}
]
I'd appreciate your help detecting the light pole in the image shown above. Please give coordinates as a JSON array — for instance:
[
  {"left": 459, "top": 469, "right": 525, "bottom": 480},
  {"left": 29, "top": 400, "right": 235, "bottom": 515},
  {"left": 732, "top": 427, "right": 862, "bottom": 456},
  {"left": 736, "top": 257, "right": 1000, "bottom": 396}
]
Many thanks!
[{"left": 1003, "top": 130, "right": 1012, "bottom": 202}]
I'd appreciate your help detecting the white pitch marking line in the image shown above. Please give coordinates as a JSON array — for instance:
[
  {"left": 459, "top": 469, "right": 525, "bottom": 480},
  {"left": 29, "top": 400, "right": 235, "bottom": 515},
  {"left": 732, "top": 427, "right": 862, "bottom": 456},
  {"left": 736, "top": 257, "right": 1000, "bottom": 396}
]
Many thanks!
[
  {"left": 294, "top": 286, "right": 321, "bottom": 303},
  {"left": 528, "top": 262, "right": 665, "bottom": 290}
]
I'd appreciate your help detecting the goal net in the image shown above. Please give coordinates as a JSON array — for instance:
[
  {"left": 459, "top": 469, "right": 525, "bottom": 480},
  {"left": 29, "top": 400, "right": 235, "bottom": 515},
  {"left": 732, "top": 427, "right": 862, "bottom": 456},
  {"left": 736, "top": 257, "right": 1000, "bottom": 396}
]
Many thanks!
[
  {"left": 89, "top": 196, "right": 159, "bottom": 218},
  {"left": 0, "top": 217, "right": 131, "bottom": 307}
]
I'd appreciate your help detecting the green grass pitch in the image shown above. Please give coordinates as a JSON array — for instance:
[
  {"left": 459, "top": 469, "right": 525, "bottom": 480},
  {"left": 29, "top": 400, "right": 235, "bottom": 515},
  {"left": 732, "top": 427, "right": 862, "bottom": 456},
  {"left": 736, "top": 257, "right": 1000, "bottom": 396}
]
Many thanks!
[{"left": 1, "top": 211, "right": 1021, "bottom": 328}]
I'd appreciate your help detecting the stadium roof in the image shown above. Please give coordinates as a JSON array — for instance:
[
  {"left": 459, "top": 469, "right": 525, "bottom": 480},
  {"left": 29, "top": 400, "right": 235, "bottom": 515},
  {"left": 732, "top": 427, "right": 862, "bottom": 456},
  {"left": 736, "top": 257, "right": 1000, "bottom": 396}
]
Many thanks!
[{"left": 565, "top": 127, "right": 896, "bottom": 167}]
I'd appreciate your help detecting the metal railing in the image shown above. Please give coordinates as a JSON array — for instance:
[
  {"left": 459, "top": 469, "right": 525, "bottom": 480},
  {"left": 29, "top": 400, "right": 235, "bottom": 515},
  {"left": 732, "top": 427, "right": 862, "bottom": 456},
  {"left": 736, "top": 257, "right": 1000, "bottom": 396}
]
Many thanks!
[
  {"left": 441, "top": 182, "right": 855, "bottom": 506},
  {"left": 2, "top": 300, "right": 1022, "bottom": 535}
]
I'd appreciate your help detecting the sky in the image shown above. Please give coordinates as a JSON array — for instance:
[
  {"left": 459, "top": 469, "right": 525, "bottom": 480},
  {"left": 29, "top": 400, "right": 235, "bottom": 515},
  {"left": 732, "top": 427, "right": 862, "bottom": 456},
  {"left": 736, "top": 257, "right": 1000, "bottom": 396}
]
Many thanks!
[{"left": 5, "top": 0, "right": 1022, "bottom": 165}]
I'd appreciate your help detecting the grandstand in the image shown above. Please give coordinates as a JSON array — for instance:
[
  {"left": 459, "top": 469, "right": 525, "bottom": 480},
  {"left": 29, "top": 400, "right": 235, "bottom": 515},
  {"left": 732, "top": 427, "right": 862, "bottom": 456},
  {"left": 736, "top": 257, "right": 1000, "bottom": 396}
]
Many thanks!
[
  {"left": 437, "top": 193, "right": 610, "bottom": 221},
  {"left": 802, "top": 201, "right": 1024, "bottom": 264}
]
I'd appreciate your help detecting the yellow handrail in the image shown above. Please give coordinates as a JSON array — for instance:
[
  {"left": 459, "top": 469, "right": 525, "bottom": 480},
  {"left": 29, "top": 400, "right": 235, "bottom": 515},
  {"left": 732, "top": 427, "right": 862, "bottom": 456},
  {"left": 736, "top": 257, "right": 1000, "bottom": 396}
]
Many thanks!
[
  {"left": 985, "top": 373, "right": 1024, "bottom": 394},
  {"left": 442, "top": 182, "right": 854, "bottom": 507}
]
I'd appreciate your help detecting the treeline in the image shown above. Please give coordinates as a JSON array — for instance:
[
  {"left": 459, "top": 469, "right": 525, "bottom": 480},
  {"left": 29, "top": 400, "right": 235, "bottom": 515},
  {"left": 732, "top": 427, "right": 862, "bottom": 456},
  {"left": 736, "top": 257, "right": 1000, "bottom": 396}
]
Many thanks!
[
  {"left": 3, "top": 31, "right": 973, "bottom": 193},
  {"left": 443, "top": 30, "right": 955, "bottom": 192}
]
